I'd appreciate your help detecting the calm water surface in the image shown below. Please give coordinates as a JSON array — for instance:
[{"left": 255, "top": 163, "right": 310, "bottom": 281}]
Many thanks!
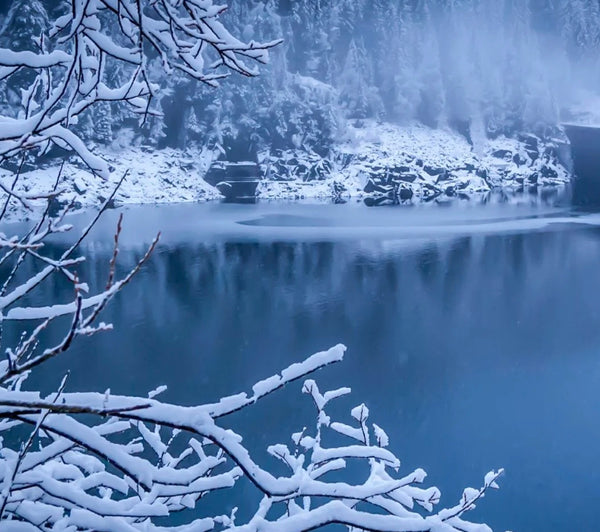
[{"left": 6, "top": 199, "right": 600, "bottom": 531}]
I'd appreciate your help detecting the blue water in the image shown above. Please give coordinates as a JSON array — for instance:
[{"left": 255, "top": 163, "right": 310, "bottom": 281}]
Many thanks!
[{"left": 7, "top": 199, "right": 600, "bottom": 531}]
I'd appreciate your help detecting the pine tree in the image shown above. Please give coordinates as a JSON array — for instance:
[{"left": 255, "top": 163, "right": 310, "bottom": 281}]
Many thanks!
[
  {"left": 0, "top": 0, "right": 48, "bottom": 52},
  {"left": 0, "top": 0, "right": 49, "bottom": 120},
  {"left": 338, "top": 38, "right": 382, "bottom": 119}
]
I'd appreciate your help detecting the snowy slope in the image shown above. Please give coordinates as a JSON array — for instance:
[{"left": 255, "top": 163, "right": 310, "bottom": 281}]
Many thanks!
[{"left": 0, "top": 146, "right": 221, "bottom": 221}]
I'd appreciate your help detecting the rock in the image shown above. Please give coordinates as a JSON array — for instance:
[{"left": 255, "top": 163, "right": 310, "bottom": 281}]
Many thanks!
[
  {"left": 517, "top": 133, "right": 539, "bottom": 149},
  {"left": 398, "top": 173, "right": 418, "bottom": 183},
  {"left": 491, "top": 149, "right": 512, "bottom": 160},
  {"left": 296, "top": 163, "right": 309, "bottom": 177},
  {"left": 399, "top": 186, "right": 413, "bottom": 200},
  {"left": 423, "top": 182, "right": 442, "bottom": 197},
  {"left": 539, "top": 166, "right": 558, "bottom": 179},
  {"left": 525, "top": 148, "right": 539, "bottom": 162},
  {"left": 97, "top": 195, "right": 116, "bottom": 209},
  {"left": 364, "top": 178, "right": 379, "bottom": 194},
  {"left": 435, "top": 171, "right": 450, "bottom": 183},
  {"left": 332, "top": 181, "right": 346, "bottom": 196},
  {"left": 73, "top": 179, "right": 86, "bottom": 195},
  {"left": 512, "top": 153, "right": 526, "bottom": 166},
  {"left": 338, "top": 153, "right": 354, "bottom": 167},
  {"left": 308, "top": 165, "right": 322, "bottom": 181},
  {"left": 423, "top": 165, "right": 446, "bottom": 176}
]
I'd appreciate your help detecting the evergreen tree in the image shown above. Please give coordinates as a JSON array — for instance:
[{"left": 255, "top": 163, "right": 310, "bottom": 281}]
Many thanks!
[
  {"left": 338, "top": 38, "right": 382, "bottom": 119},
  {"left": 0, "top": 0, "right": 48, "bottom": 52},
  {"left": 0, "top": 0, "right": 49, "bottom": 118},
  {"left": 4, "top": 0, "right": 597, "bottom": 152}
]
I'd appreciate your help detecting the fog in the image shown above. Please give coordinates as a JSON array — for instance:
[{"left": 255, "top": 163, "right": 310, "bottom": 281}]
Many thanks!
[
  {"left": 266, "top": 0, "right": 600, "bottom": 130},
  {"left": 165, "top": 0, "right": 600, "bottom": 150}
]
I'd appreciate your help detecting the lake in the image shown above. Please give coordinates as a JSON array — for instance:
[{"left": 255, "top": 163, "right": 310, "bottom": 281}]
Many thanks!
[{"left": 5, "top": 193, "right": 600, "bottom": 531}]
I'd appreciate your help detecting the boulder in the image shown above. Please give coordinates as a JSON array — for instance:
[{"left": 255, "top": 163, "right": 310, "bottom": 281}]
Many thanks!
[
  {"left": 491, "top": 149, "right": 512, "bottom": 160},
  {"left": 512, "top": 153, "right": 527, "bottom": 166},
  {"left": 398, "top": 173, "right": 418, "bottom": 183},
  {"left": 539, "top": 165, "right": 558, "bottom": 179},
  {"left": 399, "top": 186, "right": 413, "bottom": 200},
  {"left": 423, "top": 165, "right": 446, "bottom": 176}
]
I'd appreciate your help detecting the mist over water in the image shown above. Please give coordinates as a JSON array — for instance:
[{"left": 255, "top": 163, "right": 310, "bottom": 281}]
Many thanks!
[{"left": 147, "top": 0, "right": 600, "bottom": 156}]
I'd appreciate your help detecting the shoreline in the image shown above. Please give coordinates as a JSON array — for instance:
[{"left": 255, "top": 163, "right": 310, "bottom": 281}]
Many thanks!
[{"left": 0, "top": 121, "right": 572, "bottom": 222}]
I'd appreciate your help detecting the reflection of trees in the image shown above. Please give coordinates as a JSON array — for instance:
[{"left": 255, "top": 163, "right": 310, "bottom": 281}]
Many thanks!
[
  {"left": 5, "top": 225, "right": 600, "bottom": 532},
  {"left": 9, "top": 227, "right": 600, "bottom": 406}
]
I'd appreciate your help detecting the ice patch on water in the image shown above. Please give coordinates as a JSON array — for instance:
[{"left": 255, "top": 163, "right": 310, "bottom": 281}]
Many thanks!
[{"left": 5, "top": 199, "right": 600, "bottom": 254}]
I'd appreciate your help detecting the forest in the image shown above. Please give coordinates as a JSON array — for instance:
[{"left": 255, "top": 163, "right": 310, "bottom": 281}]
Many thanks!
[{"left": 2, "top": 0, "right": 600, "bottom": 157}]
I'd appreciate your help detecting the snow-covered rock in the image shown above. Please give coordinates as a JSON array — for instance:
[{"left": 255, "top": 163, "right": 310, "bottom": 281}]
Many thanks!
[{"left": 256, "top": 121, "right": 571, "bottom": 202}]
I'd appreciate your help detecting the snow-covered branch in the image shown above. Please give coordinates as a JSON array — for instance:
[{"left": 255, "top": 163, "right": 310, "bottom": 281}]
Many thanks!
[
  {"left": 0, "top": 343, "right": 502, "bottom": 531},
  {"left": 0, "top": 0, "right": 281, "bottom": 178}
]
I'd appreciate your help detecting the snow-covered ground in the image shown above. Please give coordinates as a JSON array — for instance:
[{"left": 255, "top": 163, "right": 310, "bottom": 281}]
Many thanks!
[
  {"left": 0, "top": 146, "right": 221, "bottom": 221},
  {"left": 562, "top": 89, "right": 600, "bottom": 127},
  {"left": 0, "top": 121, "right": 572, "bottom": 221}
]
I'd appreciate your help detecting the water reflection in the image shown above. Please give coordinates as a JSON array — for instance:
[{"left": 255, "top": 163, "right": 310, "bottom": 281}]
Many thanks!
[{"left": 5, "top": 207, "right": 600, "bottom": 531}]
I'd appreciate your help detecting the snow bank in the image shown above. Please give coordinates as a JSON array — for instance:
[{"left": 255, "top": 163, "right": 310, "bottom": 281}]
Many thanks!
[{"left": 0, "top": 146, "right": 221, "bottom": 221}]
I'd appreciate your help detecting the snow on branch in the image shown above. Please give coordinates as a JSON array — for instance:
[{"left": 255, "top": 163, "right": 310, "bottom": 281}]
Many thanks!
[
  {"left": 0, "top": 342, "right": 503, "bottom": 531},
  {"left": 0, "top": 0, "right": 281, "bottom": 179}
]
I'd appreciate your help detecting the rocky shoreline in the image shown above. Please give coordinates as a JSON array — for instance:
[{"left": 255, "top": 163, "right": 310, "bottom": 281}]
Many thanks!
[
  {"left": 257, "top": 121, "right": 571, "bottom": 202},
  {"left": 0, "top": 121, "right": 572, "bottom": 221}
]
